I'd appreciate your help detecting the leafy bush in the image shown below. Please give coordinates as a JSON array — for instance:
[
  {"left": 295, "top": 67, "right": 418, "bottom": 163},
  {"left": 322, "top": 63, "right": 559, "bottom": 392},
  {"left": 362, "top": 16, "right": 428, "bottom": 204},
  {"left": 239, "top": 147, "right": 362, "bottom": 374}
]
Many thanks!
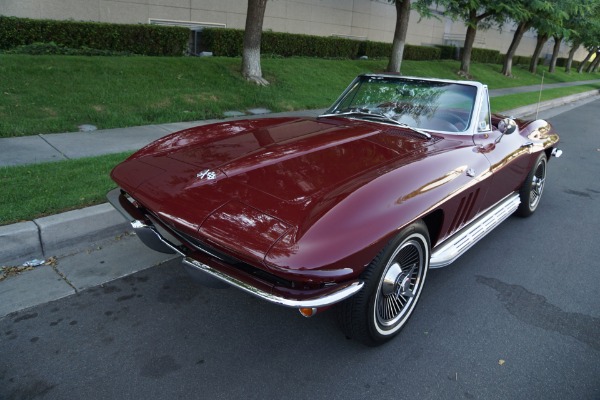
[
  {"left": 403, "top": 45, "right": 441, "bottom": 61},
  {"left": 458, "top": 47, "right": 501, "bottom": 64},
  {"left": 3, "top": 42, "right": 134, "bottom": 56},
  {"left": 436, "top": 45, "right": 458, "bottom": 60},
  {"left": 555, "top": 57, "right": 580, "bottom": 69},
  {"left": 0, "top": 16, "right": 190, "bottom": 56},
  {"left": 202, "top": 28, "right": 441, "bottom": 61},
  {"left": 201, "top": 28, "right": 244, "bottom": 57},
  {"left": 263, "top": 32, "right": 361, "bottom": 58},
  {"left": 202, "top": 28, "right": 361, "bottom": 58},
  {"left": 359, "top": 41, "right": 391, "bottom": 58}
]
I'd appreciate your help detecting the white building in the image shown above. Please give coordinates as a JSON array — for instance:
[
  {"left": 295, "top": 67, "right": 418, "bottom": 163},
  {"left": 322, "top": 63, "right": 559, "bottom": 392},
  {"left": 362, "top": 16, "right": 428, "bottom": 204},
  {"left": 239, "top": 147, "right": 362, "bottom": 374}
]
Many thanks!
[{"left": 0, "top": 0, "right": 587, "bottom": 60}]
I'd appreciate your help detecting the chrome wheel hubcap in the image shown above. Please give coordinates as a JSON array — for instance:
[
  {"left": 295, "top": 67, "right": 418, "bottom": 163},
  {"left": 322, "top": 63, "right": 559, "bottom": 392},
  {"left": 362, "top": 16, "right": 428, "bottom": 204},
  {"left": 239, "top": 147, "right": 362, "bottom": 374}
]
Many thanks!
[
  {"left": 376, "top": 239, "right": 424, "bottom": 328},
  {"left": 530, "top": 161, "right": 546, "bottom": 208}
]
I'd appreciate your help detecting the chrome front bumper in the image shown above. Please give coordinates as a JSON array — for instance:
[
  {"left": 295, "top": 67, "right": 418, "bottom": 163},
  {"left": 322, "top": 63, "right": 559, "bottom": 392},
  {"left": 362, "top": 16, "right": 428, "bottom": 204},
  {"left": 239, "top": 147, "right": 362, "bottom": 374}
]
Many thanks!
[{"left": 106, "top": 188, "right": 364, "bottom": 308}]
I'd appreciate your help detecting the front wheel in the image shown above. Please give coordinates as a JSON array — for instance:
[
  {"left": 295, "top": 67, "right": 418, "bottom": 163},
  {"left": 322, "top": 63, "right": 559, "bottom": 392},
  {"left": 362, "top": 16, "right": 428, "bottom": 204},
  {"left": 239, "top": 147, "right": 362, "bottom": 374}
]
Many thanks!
[
  {"left": 516, "top": 152, "right": 547, "bottom": 217},
  {"left": 338, "top": 221, "right": 430, "bottom": 346}
]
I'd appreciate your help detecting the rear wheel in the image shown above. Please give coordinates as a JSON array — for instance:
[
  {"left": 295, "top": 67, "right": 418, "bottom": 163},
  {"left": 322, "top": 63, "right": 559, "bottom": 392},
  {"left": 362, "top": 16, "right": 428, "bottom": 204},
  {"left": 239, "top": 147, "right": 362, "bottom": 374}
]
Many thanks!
[
  {"left": 338, "top": 221, "right": 430, "bottom": 346},
  {"left": 517, "top": 152, "right": 547, "bottom": 217}
]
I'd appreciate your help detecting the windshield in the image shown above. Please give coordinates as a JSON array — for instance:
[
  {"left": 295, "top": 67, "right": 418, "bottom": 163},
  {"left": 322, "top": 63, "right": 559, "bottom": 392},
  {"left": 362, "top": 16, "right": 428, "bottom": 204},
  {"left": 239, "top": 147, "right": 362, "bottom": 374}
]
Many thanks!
[{"left": 324, "top": 76, "right": 478, "bottom": 133}]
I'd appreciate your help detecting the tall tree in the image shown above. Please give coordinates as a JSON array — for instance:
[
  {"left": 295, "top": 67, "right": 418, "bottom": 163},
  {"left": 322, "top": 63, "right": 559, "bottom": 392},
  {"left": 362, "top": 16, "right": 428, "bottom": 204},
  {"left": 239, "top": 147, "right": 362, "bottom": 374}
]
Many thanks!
[
  {"left": 564, "top": 41, "right": 581, "bottom": 73},
  {"left": 387, "top": 0, "right": 413, "bottom": 73},
  {"left": 501, "top": 20, "right": 533, "bottom": 76},
  {"left": 529, "top": 32, "right": 550, "bottom": 73},
  {"left": 528, "top": 0, "right": 574, "bottom": 74},
  {"left": 560, "top": 0, "right": 594, "bottom": 72},
  {"left": 242, "top": 0, "right": 269, "bottom": 86},
  {"left": 548, "top": 35, "right": 563, "bottom": 73},
  {"left": 586, "top": 50, "right": 600, "bottom": 72},
  {"left": 577, "top": 46, "right": 597, "bottom": 73},
  {"left": 502, "top": 1, "right": 556, "bottom": 77},
  {"left": 573, "top": 1, "right": 600, "bottom": 73},
  {"left": 428, "top": 0, "right": 513, "bottom": 77}
]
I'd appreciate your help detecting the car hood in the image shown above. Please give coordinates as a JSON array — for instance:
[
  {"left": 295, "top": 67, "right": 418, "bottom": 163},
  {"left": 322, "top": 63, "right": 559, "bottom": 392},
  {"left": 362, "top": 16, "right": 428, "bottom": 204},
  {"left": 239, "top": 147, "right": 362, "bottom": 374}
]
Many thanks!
[{"left": 111, "top": 117, "right": 437, "bottom": 262}]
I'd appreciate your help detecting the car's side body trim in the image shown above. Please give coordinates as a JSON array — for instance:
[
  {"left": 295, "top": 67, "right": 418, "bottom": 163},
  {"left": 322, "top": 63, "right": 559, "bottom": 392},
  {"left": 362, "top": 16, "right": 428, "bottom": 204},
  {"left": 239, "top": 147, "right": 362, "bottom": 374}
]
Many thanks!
[{"left": 430, "top": 192, "right": 520, "bottom": 268}]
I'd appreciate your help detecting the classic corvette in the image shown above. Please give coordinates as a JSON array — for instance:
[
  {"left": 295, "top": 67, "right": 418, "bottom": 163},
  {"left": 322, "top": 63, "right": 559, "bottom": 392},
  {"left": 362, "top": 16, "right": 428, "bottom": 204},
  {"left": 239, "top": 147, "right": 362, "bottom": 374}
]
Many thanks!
[{"left": 107, "top": 74, "right": 561, "bottom": 345}]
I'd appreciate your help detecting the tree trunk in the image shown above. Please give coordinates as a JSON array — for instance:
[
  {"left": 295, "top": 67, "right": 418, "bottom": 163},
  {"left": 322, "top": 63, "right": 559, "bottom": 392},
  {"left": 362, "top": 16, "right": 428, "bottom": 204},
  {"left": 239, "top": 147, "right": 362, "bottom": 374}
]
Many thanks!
[
  {"left": 548, "top": 36, "right": 562, "bottom": 73},
  {"left": 565, "top": 42, "right": 580, "bottom": 73},
  {"left": 529, "top": 33, "right": 548, "bottom": 74},
  {"left": 578, "top": 47, "right": 597, "bottom": 73},
  {"left": 242, "top": 0, "right": 269, "bottom": 85},
  {"left": 588, "top": 52, "right": 600, "bottom": 73},
  {"left": 459, "top": 10, "right": 479, "bottom": 77},
  {"left": 501, "top": 21, "right": 531, "bottom": 77},
  {"left": 387, "top": 0, "right": 411, "bottom": 73}
]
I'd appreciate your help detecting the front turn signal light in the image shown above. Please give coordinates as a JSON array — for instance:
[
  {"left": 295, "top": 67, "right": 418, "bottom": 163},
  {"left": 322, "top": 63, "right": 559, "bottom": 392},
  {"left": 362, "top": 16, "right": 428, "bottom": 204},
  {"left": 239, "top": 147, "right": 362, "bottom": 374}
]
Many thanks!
[{"left": 298, "top": 307, "right": 317, "bottom": 318}]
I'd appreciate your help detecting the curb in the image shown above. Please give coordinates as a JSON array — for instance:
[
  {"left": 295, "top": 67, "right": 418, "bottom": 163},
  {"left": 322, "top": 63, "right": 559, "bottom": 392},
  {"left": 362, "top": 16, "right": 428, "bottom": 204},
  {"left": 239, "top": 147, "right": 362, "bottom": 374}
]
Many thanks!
[
  {"left": 1, "top": 91, "right": 599, "bottom": 266},
  {"left": 501, "top": 89, "right": 600, "bottom": 118},
  {"left": 0, "top": 203, "right": 128, "bottom": 265}
]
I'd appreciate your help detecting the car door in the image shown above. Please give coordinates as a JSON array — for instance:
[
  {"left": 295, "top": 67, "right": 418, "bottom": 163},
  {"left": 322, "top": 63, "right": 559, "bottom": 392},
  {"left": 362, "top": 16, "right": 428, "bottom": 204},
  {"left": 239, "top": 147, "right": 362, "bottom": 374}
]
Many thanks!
[{"left": 472, "top": 90, "right": 532, "bottom": 211}]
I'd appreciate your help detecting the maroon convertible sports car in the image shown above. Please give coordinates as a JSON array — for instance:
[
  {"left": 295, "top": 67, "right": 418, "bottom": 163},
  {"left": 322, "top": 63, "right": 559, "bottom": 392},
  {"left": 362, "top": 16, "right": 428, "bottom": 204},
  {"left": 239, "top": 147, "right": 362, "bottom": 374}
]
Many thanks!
[{"left": 108, "top": 74, "right": 561, "bottom": 345}]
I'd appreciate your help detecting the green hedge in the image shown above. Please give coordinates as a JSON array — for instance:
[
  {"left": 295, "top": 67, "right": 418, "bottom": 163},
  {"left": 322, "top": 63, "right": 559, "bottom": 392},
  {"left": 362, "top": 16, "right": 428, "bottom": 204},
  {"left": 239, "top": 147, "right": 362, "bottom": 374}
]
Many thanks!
[
  {"left": 510, "top": 55, "right": 545, "bottom": 66},
  {"left": 458, "top": 47, "right": 501, "bottom": 64},
  {"left": 555, "top": 57, "right": 580, "bottom": 69},
  {"left": 436, "top": 45, "right": 457, "bottom": 60},
  {"left": 202, "top": 28, "right": 361, "bottom": 58},
  {"left": 359, "top": 40, "right": 391, "bottom": 58},
  {"left": 264, "top": 32, "right": 361, "bottom": 58},
  {"left": 4, "top": 42, "right": 135, "bottom": 56},
  {"left": 403, "top": 45, "right": 440, "bottom": 61},
  {"left": 0, "top": 16, "right": 190, "bottom": 56},
  {"left": 201, "top": 28, "right": 441, "bottom": 61}
]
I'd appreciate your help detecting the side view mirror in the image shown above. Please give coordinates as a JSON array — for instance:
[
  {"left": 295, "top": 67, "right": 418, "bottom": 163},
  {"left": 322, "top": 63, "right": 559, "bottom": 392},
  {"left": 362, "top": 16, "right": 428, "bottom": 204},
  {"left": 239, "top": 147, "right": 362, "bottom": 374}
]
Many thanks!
[
  {"left": 498, "top": 118, "right": 517, "bottom": 135},
  {"left": 495, "top": 118, "right": 517, "bottom": 144}
]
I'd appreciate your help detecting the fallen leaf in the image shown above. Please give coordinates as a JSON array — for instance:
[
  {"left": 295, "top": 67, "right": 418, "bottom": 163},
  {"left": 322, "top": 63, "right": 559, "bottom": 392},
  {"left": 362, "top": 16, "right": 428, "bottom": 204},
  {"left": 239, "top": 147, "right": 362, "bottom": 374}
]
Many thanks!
[{"left": 499, "top": 359, "right": 505, "bottom": 366}]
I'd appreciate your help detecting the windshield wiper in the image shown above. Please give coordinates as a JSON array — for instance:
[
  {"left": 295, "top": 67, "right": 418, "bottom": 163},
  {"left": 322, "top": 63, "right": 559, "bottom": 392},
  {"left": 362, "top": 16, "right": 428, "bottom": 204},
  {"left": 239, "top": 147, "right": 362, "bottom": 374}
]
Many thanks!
[
  {"left": 391, "top": 122, "right": 432, "bottom": 140},
  {"left": 318, "top": 110, "right": 432, "bottom": 140}
]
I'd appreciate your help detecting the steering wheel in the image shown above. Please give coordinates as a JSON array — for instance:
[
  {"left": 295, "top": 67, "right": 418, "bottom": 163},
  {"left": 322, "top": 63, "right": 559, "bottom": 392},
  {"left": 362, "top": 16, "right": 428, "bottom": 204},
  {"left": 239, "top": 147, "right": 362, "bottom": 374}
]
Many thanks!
[{"left": 434, "top": 111, "right": 468, "bottom": 130}]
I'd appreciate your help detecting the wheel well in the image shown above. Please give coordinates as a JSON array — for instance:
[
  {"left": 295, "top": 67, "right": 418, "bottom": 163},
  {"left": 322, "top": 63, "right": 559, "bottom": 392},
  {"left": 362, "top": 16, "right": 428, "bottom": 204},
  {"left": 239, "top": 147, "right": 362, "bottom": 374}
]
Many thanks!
[{"left": 422, "top": 209, "right": 444, "bottom": 248}]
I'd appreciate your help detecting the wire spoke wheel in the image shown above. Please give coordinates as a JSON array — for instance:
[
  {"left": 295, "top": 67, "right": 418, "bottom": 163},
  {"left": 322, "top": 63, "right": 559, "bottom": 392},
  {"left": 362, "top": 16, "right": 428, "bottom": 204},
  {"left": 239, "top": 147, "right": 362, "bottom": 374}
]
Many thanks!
[
  {"left": 338, "top": 220, "right": 430, "bottom": 346},
  {"left": 517, "top": 152, "right": 548, "bottom": 217},
  {"left": 376, "top": 240, "right": 425, "bottom": 328},
  {"left": 529, "top": 162, "right": 546, "bottom": 209}
]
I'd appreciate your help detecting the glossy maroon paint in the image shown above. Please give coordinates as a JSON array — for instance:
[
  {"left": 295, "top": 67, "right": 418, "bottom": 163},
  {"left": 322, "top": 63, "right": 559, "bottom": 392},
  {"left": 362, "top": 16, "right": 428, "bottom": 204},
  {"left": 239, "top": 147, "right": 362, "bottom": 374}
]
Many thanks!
[{"left": 111, "top": 113, "right": 559, "bottom": 287}]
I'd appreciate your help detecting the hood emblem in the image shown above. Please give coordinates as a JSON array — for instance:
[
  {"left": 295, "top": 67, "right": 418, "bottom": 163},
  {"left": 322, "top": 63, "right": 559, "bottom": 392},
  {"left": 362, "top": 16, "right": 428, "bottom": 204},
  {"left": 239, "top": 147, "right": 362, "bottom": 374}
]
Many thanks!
[{"left": 197, "top": 169, "right": 217, "bottom": 180}]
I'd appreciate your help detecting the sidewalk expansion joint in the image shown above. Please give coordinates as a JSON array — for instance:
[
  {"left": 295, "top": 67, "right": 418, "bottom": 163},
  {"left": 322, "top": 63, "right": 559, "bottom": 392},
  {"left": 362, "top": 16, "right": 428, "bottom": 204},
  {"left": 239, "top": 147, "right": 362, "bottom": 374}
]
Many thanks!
[
  {"left": 51, "top": 263, "right": 78, "bottom": 293},
  {"left": 38, "top": 134, "right": 70, "bottom": 160},
  {"left": 32, "top": 220, "right": 45, "bottom": 257}
]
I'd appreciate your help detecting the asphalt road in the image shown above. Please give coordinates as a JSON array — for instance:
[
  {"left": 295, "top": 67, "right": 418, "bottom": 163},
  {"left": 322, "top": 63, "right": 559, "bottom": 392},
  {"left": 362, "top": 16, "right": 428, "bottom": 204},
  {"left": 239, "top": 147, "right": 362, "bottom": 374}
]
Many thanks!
[{"left": 2, "top": 100, "right": 599, "bottom": 400}]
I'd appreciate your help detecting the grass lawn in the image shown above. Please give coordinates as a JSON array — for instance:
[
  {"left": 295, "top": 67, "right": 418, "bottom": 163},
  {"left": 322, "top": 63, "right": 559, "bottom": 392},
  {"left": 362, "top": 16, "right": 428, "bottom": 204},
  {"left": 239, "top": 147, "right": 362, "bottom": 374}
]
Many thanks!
[
  {"left": 1, "top": 55, "right": 599, "bottom": 137},
  {"left": 0, "top": 152, "right": 131, "bottom": 225},
  {"left": 491, "top": 83, "right": 600, "bottom": 113}
]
